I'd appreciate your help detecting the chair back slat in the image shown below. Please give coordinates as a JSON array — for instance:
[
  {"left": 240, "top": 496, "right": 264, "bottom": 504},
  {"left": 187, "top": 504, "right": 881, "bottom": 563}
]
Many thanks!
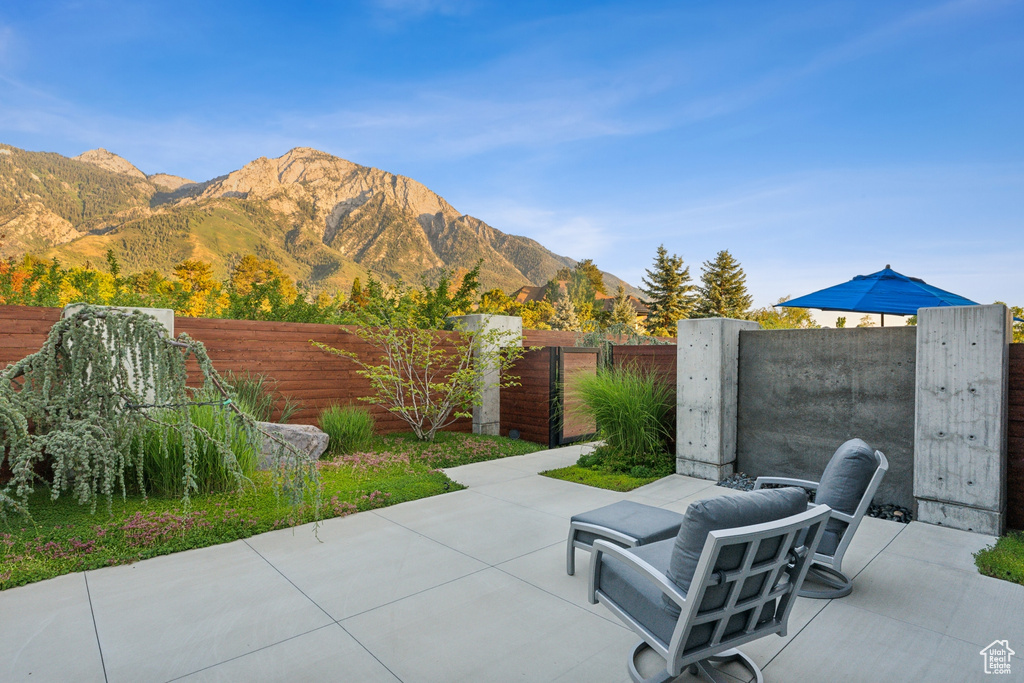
[{"left": 668, "top": 506, "right": 830, "bottom": 666}]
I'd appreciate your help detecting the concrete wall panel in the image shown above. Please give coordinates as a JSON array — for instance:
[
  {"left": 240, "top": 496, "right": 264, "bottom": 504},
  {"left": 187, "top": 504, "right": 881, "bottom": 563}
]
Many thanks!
[
  {"left": 914, "top": 304, "right": 1010, "bottom": 534},
  {"left": 736, "top": 327, "right": 917, "bottom": 508}
]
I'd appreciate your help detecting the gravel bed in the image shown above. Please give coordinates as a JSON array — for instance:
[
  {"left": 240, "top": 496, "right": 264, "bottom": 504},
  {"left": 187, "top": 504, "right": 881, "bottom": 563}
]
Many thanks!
[{"left": 716, "top": 473, "right": 912, "bottom": 523}]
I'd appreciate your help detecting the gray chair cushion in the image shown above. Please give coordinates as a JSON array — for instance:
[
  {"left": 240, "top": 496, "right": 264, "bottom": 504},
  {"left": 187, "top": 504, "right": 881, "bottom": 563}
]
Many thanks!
[
  {"left": 814, "top": 439, "right": 878, "bottom": 556},
  {"left": 663, "top": 488, "right": 808, "bottom": 615},
  {"left": 599, "top": 538, "right": 679, "bottom": 644},
  {"left": 571, "top": 501, "right": 684, "bottom": 547},
  {"left": 599, "top": 538, "right": 778, "bottom": 651}
]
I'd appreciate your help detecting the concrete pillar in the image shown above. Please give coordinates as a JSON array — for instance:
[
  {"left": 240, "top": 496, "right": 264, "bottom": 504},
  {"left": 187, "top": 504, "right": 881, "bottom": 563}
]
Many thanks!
[
  {"left": 914, "top": 304, "right": 1011, "bottom": 535},
  {"left": 447, "top": 314, "right": 522, "bottom": 436},
  {"left": 63, "top": 304, "right": 174, "bottom": 336},
  {"left": 676, "top": 317, "right": 760, "bottom": 480},
  {"left": 62, "top": 304, "right": 176, "bottom": 402}
]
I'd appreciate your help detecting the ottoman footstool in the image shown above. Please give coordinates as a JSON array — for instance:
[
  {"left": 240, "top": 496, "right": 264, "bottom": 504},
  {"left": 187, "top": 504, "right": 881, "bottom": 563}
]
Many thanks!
[{"left": 566, "top": 500, "right": 684, "bottom": 575}]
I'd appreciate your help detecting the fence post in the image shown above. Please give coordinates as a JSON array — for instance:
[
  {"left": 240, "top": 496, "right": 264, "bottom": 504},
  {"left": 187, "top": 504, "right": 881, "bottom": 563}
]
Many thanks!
[
  {"left": 914, "top": 304, "right": 1011, "bottom": 534},
  {"left": 447, "top": 314, "right": 523, "bottom": 436},
  {"left": 676, "top": 317, "right": 760, "bottom": 480},
  {"left": 62, "top": 304, "right": 175, "bottom": 402}
]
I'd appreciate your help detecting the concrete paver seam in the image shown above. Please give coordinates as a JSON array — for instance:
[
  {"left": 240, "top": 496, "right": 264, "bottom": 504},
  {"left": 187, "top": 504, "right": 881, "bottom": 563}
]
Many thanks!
[
  {"left": 237, "top": 540, "right": 410, "bottom": 683},
  {"left": 491, "top": 561, "right": 634, "bottom": 633},
  {"left": 757, "top": 521, "right": 909, "bottom": 673},
  {"left": 849, "top": 521, "right": 909, "bottom": 581},
  {"left": 82, "top": 572, "right": 109, "bottom": 683},
  {"left": 162, "top": 623, "right": 339, "bottom": 682},
  {"left": 241, "top": 539, "right": 337, "bottom": 623}
]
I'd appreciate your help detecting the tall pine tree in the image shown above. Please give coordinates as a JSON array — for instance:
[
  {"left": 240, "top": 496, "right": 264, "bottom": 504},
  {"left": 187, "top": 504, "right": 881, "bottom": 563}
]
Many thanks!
[
  {"left": 692, "top": 250, "right": 752, "bottom": 319},
  {"left": 640, "top": 244, "right": 695, "bottom": 336}
]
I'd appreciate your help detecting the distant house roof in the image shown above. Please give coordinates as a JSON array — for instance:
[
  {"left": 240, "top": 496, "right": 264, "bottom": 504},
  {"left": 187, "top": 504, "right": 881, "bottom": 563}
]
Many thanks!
[
  {"left": 512, "top": 285, "right": 547, "bottom": 304},
  {"left": 601, "top": 295, "right": 650, "bottom": 316}
]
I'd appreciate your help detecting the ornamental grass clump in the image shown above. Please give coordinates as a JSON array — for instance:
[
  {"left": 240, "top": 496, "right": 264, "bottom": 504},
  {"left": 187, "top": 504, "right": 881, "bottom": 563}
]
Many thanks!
[
  {"left": 569, "top": 364, "right": 674, "bottom": 473},
  {"left": 0, "top": 304, "right": 319, "bottom": 518},
  {"left": 134, "top": 389, "right": 258, "bottom": 497},
  {"left": 223, "top": 371, "right": 301, "bottom": 423},
  {"left": 319, "top": 405, "right": 376, "bottom": 455}
]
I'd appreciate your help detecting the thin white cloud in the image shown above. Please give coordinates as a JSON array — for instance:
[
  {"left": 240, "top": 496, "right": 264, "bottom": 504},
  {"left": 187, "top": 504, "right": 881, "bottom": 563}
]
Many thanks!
[
  {"left": 458, "top": 161, "right": 1024, "bottom": 306},
  {"left": 466, "top": 199, "right": 617, "bottom": 263}
]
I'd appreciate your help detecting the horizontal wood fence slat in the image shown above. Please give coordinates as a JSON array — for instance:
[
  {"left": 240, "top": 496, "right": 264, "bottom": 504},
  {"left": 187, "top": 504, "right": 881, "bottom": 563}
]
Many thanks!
[
  {"left": 500, "top": 348, "right": 552, "bottom": 445},
  {"left": 0, "top": 306, "right": 471, "bottom": 434},
  {"left": 1008, "top": 343, "right": 1024, "bottom": 530}
]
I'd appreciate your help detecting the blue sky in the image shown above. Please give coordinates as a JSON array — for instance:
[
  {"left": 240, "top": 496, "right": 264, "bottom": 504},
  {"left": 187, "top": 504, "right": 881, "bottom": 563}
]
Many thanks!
[{"left": 1, "top": 0, "right": 1021, "bottom": 306}]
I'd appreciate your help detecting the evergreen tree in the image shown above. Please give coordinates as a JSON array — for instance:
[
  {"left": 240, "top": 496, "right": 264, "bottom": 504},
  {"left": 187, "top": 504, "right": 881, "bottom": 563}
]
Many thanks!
[
  {"left": 609, "top": 285, "right": 639, "bottom": 331},
  {"left": 549, "top": 259, "right": 601, "bottom": 321},
  {"left": 349, "top": 277, "right": 367, "bottom": 307},
  {"left": 554, "top": 258, "right": 606, "bottom": 295},
  {"left": 549, "top": 288, "right": 581, "bottom": 331},
  {"left": 640, "top": 244, "right": 695, "bottom": 336},
  {"left": 692, "top": 250, "right": 752, "bottom": 319}
]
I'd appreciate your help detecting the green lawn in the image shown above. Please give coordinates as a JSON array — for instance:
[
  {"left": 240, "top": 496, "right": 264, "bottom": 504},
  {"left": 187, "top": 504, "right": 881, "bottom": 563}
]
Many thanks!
[
  {"left": 540, "top": 464, "right": 664, "bottom": 492},
  {"left": 975, "top": 531, "right": 1024, "bottom": 586},
  {"left": 0, "top": 432, "right": 543, "bottom": 590}
]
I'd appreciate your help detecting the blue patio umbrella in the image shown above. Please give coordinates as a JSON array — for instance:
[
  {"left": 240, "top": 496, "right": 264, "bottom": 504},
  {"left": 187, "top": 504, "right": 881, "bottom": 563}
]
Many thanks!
[{"left": 775, "top": 265, "right": 981, "bottom": 327}]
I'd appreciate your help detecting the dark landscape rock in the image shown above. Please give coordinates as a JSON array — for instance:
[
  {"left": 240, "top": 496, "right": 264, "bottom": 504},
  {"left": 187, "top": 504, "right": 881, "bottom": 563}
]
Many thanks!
[{"left": 717, "top": 473, "right": 912, "bottom": 523}]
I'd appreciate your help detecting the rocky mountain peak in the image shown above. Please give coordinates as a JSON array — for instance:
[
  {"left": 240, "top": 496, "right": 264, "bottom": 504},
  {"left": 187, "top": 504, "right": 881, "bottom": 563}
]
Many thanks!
[
  {"left": 199, "top": 148, "right": 455, "bottom": 221},
  {"left": 147, "top": 173, "right": 195, "bottom": 192},
  {"left": 73, "top": 148, "right": 147, "bottom": 180}
]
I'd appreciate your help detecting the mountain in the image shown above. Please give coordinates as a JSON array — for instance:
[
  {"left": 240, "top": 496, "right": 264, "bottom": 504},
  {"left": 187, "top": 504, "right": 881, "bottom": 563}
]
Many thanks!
[{"left": 0, "top": 143, "right": 638, "bottom": 296}]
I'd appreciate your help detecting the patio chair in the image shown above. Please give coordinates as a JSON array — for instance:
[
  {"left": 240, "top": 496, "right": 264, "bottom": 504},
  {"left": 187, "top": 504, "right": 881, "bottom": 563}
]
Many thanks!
[
  {"left": 752, "top": 438, "right": 888, "bottom": 599},
  {"left": 589, "top": 487, "right": 830, "bottom": 683}
]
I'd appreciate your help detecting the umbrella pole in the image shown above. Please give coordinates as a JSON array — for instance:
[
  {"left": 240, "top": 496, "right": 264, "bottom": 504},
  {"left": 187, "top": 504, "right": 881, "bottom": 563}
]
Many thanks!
[{"left": 881, "top": 313, "right": 885, "bottom": 327}]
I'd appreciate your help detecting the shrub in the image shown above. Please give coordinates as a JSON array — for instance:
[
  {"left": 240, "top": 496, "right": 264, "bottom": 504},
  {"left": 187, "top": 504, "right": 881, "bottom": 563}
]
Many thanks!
[
  {"left": 134, "top": 389, "right": 258, "bottom": 497},
  {"left": 569, "top": 365, "right": 674, "bottom": 472},
  {"left": 223, "top": 371, "right": 301, "bottom": 423},
  {"left": 312, "top": 322, "right": 525, "bottom": 441},
  {"left": 319, "top": 405, "right": 376, "bottom": 455}
]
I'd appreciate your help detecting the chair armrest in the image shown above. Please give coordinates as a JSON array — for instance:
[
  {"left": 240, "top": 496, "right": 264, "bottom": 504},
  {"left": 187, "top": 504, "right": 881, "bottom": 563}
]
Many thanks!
[
  {"left": 588, "top": 539, "right": 688, "bottom": 611},
  {"left": 827, "top": 508, "right": 855, "bottom": 524},
  {"left": 753, "top": 476, "right": 820, "bottom": 491}
]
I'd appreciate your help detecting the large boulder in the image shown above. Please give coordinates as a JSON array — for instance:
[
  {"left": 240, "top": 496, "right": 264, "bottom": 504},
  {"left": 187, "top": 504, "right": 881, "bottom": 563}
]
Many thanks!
[{"left": 256, "top": 422, "right": 329, "bottom": 470}]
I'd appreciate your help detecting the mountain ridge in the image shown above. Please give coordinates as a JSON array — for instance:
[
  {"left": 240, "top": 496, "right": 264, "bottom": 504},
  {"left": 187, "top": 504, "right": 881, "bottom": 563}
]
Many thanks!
[{"left": 0, "top": 143, "right": 638, "bottom": 297}]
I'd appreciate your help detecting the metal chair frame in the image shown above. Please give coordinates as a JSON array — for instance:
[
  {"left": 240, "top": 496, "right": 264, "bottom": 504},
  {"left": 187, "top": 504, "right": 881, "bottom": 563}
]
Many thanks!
[
  {"left": 753, "top": 449, "right": 888, "bottom": 599},
  {"left": 589, "top": 505, "right": 831, "bottom": 683}
]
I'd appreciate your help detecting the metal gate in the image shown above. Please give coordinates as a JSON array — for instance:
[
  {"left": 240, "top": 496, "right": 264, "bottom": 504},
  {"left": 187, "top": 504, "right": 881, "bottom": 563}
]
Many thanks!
[{"left": 549, "top": 347, "right": 601, "bottom": 447}]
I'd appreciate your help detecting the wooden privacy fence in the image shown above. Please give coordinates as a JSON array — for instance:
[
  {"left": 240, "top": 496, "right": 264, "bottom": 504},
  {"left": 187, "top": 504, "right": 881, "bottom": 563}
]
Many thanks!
[
  {"left": 0, "top": 305, "right": 679, "bottom": 446},
  {"left": 0, "top": 306, "right": 470, "bottom": 434},
  {"left": 610, "top": 345, "right": 677, "bottom": 387},
  {"left": 1009, "top": 343, "right": 1024, "bottom": 530},
  {"left": 498, "top": 341, "right": 678, "bottom": 448},
  {"left": 498, "top": 346, "right": 602, "bottom": 448}
]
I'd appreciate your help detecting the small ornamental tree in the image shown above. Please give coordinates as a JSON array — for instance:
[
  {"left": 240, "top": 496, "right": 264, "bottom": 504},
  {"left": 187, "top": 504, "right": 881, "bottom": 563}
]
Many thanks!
[
  {"left": 609, "top": 285, "right": 640, "bottom": 332},
  {"left": 550, "top": 288, "right": 581, "bottom": 331},
  {"left": 748, "top": 296, "right": 820, "bottom": 330},
  {"left": 312, "top": 322, "right": 526, "bottom": 441},
  {"left": 0, "top": 304, "right": 318, "bottom": 517}
]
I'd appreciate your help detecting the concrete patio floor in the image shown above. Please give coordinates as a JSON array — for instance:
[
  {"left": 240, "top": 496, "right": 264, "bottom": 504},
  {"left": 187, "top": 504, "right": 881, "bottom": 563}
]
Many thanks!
[{"left": 2, "top": 445, "right": 1022, "bottom": 682}]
